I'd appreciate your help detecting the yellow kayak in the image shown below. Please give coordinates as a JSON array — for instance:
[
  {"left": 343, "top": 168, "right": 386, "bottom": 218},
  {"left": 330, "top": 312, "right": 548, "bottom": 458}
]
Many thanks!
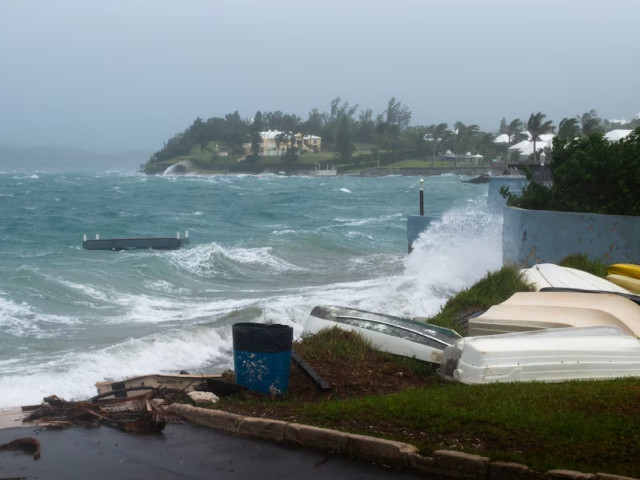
[
  {"left": 607, "top": 263, "right": 640, "bottom": 280},
  {"left": 607, "top": 274, "right": 640, "bottom": 294}
]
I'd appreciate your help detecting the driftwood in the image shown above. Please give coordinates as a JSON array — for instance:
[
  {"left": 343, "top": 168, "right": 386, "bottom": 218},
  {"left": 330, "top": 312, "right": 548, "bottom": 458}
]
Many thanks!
[
  {"left": 24, "top": 391, "right": 183, "bottom": 434},
  {"left": 292, "top": 351, "right": 331, "bottom": 391},
  {"left": 0, "top": 437, "right": 41, "bottom": 459}
]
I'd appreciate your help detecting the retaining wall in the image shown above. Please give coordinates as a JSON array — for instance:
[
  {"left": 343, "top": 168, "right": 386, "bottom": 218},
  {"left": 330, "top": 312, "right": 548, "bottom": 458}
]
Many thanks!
[
  {"left": 406, "top": 215, "right": 441, "bottom": 252},
  {"left": 502, "top": 206, "right": 640, "bottom": 267}
]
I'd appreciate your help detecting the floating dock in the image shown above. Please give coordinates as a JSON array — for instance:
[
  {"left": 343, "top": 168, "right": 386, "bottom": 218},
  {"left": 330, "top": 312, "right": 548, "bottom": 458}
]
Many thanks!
[{"left": 83, "top": 231, "right": 189, "bottom": 251}]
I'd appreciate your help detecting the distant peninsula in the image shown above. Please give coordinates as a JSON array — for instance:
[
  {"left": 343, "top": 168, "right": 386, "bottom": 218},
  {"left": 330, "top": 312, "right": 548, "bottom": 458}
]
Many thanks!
[{"left": 141, "top": 98, "right": 640, "bottom": 176}]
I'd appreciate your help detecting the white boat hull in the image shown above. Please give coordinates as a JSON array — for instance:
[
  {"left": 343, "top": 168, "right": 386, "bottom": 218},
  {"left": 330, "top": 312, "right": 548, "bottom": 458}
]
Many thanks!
[
  {"left": 520, "top": 263, "right": 629, "bottom": 293},
  {"left": 439, "top": 326, "right": 640, "bottom": 384},
  {"left": 304, "top": 306, "right": 461, "bottom": 364}
]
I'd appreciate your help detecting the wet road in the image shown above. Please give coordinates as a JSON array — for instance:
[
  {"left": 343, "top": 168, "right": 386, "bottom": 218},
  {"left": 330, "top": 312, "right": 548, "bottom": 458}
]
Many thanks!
[{"left": 0, "top": 423, "right": 434, "bottom": 479}]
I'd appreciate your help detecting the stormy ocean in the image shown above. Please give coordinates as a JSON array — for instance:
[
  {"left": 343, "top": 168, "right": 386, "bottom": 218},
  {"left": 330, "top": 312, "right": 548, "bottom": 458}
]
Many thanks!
[{"left": 0, "top": 171, "right": 502, "bottom": 407}]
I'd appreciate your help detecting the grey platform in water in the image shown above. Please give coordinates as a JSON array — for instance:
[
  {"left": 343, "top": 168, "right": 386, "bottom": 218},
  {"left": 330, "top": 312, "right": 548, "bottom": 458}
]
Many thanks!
[{"left": 83, "top": 231, "right": 189, "bottom": 251}]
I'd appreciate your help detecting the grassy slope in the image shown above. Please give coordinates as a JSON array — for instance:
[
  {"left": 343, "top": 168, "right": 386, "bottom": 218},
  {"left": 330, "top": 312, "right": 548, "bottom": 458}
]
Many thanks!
[{"left": 213, "top": 255, "right": 640, "bottom": 477}]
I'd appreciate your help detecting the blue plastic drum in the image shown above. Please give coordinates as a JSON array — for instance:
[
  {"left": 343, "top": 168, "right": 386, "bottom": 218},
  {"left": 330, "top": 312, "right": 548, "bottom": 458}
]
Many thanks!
[{"left": 232, "top": 322, "right": 293, "bottom": 395}]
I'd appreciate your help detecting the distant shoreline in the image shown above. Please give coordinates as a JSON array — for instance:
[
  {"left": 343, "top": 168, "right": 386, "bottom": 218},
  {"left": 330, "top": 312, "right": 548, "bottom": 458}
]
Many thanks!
[{"left": 157, "top": 164, "right": 510, "bottom": 178}]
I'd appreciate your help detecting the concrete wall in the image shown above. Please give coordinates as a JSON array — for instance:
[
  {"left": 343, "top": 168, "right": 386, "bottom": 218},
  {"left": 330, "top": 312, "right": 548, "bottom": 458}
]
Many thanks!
[
  {"left": 488, "top": 175, "right": 528, "bottom": 212},
  {"left": 406, "top": 215, "right": 440, "bottom": 252},
  {"left": 502, "top": 206, "right": 640, "bottom": 267}
]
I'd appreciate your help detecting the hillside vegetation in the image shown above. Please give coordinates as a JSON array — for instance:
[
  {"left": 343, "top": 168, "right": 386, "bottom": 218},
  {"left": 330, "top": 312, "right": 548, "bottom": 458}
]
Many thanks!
[{"left": 141, "top": 99, "right": 640, "bottom": 175}]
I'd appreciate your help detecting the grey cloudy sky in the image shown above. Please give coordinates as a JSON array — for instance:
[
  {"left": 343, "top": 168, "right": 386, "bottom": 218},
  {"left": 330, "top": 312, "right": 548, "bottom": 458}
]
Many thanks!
[{"left": 1, "top": 0, "right": 638, "bottom": 153}]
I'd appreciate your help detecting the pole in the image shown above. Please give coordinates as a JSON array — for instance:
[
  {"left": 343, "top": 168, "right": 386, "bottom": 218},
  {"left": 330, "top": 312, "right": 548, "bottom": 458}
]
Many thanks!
[{"left": 419, "top": 178, "right": 424, "bottom": 216}]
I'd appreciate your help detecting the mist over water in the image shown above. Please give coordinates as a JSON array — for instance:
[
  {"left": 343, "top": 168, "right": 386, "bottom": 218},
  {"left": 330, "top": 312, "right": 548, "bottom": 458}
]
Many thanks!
[{"left": 0, "top": 172, "right": 501, "bottom": 407}]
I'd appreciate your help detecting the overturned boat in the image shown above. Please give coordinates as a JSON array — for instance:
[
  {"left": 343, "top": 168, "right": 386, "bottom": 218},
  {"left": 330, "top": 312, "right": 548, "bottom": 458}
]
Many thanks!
[
  {"left": 438, "top": 326, "right": 640, "bottom": 385},
  {"left": 467, "top": 291, "right": 640, "bottom": 337},
  {"left": 304, "top": 305, "right": 461, "bottom": 364},
  {"left": 520, "top": 263, "right": 629, "bottom": 293}
]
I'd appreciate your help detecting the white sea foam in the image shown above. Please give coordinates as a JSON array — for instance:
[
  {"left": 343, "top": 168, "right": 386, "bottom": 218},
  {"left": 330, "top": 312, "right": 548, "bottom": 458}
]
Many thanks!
[
  {"left": 0, "top": 325, "right": 233, "bottom": 407},
  {"left": 333, "top": 212, "right": 403, "bottom": 227},
  {"left": 0, "top": 296, "right": 77, "bottom": 337},
  {"left": 170, "top": 242, "right": 304, "bottom": 278},
  {"left": 112, "top": 292, "right": 258, "bottom": 325},
  {"left": 394, "top": 205, "right": 503, "bottom": 317}
]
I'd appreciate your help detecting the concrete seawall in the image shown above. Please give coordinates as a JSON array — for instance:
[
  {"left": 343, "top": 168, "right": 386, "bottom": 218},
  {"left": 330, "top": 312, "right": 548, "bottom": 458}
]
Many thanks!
[{"left": 502, "top": 206, "right": 640, "bottom": 267}]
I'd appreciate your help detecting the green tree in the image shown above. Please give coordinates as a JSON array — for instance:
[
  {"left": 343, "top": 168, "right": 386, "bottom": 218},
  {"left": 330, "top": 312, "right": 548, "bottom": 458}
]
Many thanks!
[
  {"left": 578, "top": 109, "right": 603, "bottom": 136},
  {"left": 426, "top": 123, "right": 450, "bottom": 166},
  {"left": 275, "top": 132, "right": 288, "bottom": 154},
  {"left": 356, "top": 108, "right": 376, "bottom": 143},
  {"left": 335, "top": 115, "right": 355, "bottom": 162},
  {"left": 282, "top": 131, "right": 298, "bottom": 165},
  {"left": 453, "top": 121, "right": 480, "bottom": 166},
  {"left": 499, "top": 117, "right": 508, "bottom": 135},
  {"left": 248, "top": 111, "right": 264, "bottom": 162},
  {"left": 527, "top": 112, "right": 555, "bottom": 161},
  {"left": 188, "top": 117, "right": 210, "bottom": 160},
  {"left": 304, "top": 108, "right": 325, "bottom": 136},
  {"left": 505, "top": 128, "right": 640, "bottom": 215},
  {"left": 381, "top": 97, "right": 412, "bottom": 131},
  {"left": 280, "top": 113, "right": 302, "bottom": 133},
  {"left": 374, "top": 97, "right": 411, "bottom": 154},
  {"left": 506, "top": 119, "right": 526, "bottom": 145},
  {"left": 323, "top": 97, "right": 358, "bottom": 150},
  {"left": 223, "top": 111, "right": 249, "bottom": 154},
  {"left": 557, "top": 117, "right": 581, "bottom": 140}
]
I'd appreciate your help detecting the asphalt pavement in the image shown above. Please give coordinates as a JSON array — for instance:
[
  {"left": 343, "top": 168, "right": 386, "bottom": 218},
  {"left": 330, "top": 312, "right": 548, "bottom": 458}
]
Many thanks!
[{"left": 0, "top": 423, "right": 433, "bottom": 479}]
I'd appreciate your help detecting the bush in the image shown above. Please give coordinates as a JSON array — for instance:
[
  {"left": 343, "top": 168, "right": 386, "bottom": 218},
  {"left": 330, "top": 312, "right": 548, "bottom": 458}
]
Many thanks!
[{"left": 504, "top": 127, "right": 640, "bottom": 215}]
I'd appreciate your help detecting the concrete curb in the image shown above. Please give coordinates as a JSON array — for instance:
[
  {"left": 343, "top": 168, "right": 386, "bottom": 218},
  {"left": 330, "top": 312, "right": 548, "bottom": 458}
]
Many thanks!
[{"left": 166, "top": 404, "right": 638, "bottom": 480}]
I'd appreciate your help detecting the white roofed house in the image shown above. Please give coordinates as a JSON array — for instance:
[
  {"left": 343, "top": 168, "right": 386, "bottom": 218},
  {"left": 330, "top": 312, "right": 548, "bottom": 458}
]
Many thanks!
[
  {"left": 605, "top": 129, "right": 633, "bottom": 142},
  {"left": 243, "top": 130, "right": 322, "bottom": 156},
  {"left": 507, "top": 134, "right": 555, "bottom": 163}
]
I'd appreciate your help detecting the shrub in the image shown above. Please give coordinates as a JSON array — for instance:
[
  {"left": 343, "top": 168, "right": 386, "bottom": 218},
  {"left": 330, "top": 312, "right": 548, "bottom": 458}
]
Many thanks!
[{"left": 504, "top": 127, "right": 640, "bottom": 215}]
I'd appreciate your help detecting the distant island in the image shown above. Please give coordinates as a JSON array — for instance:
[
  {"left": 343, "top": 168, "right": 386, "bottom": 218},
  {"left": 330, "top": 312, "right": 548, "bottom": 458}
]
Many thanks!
[{"left": 141, "top": 98, "right": 640, "bottom": 176}]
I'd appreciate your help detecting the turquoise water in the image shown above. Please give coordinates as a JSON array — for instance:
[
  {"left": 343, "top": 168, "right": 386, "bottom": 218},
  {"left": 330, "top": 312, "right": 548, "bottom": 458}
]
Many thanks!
[{"left": 0, "top": 171, "right": 501, "bottom": 406}]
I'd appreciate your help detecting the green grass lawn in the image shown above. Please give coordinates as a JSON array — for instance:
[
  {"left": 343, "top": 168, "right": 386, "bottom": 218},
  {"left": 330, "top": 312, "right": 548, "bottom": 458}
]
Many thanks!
[{"left": 299, "top": 376, "right": 640, "bottom": 475}]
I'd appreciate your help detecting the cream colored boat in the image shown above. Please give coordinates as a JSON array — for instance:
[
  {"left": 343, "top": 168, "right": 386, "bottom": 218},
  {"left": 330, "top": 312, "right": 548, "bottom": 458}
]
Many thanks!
[
  {"left": 606, "top": 274, "right": 640, "bottom": 294},
  {"left": 468, "top": 291, "right": 640, "bottom": 337}
]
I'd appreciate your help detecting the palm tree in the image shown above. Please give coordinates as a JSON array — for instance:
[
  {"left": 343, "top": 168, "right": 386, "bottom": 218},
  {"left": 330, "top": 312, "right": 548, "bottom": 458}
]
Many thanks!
[
  {"left": 578, "top": 109, "right": 603, "bottom": 136},
  {"left": 453, "top": 122, "right": 480, "bottom": 166},
  {"left": 424, "top": 123, "right": 449, "bottom": 166},
  {"left": 557, "top": 118, "right": 581, "bottom": 140},
  {"left": 527, "top": 112, "right": 555, "bottom": 161},
  {"left": 506, "top": 119, "right": 527, "bottom": 145}
]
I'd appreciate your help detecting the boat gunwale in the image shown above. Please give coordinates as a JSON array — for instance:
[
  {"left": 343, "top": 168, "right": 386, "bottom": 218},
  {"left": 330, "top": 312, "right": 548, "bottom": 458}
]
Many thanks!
[{"left": 330, "top": 314, "right": 458, "bottom": 347}]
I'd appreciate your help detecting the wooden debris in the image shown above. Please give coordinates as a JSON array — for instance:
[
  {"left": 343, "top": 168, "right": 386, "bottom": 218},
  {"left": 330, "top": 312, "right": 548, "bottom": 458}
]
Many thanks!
[
  {"left": 24, "top": 390, "right": 183, "bottom": 434},
  {"left": 0, "top": 437, "right": 41, "bottom": 460}
]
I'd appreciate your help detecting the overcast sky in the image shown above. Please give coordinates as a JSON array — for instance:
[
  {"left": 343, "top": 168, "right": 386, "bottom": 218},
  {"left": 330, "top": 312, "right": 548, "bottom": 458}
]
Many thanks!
[{"left": 1, "top": 0, "right": 638, "bottom": 154}]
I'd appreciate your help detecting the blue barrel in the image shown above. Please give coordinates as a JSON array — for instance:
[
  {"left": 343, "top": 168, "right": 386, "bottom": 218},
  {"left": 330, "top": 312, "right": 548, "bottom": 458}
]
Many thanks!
[{"left": 232, "top": 322, "right": 293, "bottom": 396}]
